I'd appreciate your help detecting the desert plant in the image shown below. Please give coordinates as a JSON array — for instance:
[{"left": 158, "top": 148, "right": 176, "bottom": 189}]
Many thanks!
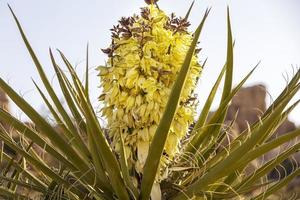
[{"left": 0, "top": 1, "right": 300, "bottom": 200}]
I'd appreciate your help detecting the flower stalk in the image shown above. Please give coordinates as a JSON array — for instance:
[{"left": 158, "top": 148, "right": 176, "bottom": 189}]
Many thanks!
[{"left": 99, "top": 4, "right": 202, "bottom": 182}]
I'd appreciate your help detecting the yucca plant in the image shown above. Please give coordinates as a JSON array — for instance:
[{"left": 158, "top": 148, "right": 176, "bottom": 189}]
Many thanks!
[{"left": 0, "top": 1, "right": 300, "bottom": 199}]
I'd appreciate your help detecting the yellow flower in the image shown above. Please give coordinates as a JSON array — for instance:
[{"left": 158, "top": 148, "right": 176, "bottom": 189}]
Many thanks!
[{"left": 99, "top": 4, "right": 202, "bottom": 180}]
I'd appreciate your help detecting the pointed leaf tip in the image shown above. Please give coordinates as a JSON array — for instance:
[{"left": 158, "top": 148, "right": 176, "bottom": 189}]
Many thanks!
[
  {"left": 184, "top": 0, "right": 195, "bottom": 20},
  {"left": 85, "top": 43, "right": 90, "bottom": 95},
  {"left": 7, "top": 4, "right": 13, "bottom": 12}
]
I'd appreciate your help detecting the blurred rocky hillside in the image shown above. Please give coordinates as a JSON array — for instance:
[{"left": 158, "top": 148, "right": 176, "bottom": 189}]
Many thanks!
[{"left": 226, "top": 84, "right": 299, "bottom": 161}]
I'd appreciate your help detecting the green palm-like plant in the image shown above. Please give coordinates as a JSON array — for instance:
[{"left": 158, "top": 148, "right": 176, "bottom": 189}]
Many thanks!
[{"left": 1, "top": 1, "right": 300, "bottom": 200}]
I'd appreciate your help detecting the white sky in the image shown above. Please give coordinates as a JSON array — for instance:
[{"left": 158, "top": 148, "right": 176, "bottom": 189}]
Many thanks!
[{"left": 0, "top": 0, "right": 300, "bottom": 125}]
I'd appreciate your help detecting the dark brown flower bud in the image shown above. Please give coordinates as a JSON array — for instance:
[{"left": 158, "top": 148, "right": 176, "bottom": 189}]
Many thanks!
[
  {"left": 145, "top": 0, "right": 158, "bottom": 5},
  {"left": 101, "top": 48, "right": 112, "bottom": 54}
]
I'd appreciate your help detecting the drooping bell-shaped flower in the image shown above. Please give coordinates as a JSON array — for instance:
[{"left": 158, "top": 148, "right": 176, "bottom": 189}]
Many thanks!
[{"left": 98, "top": 4, "right": 202, "bottom": 180}]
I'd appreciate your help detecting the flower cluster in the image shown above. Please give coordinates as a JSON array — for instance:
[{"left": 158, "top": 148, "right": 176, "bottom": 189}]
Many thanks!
[{"left": 98, "top": 5, "right": 202, "bottom": 180}]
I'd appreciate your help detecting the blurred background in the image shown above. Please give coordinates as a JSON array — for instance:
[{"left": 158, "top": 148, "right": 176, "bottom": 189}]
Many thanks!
[
  {"left": 0, "top": 0, "right": 300, "bottom": 122},
  {"left": 1, "top": 1, "right": 300, "bottom": 198}
]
